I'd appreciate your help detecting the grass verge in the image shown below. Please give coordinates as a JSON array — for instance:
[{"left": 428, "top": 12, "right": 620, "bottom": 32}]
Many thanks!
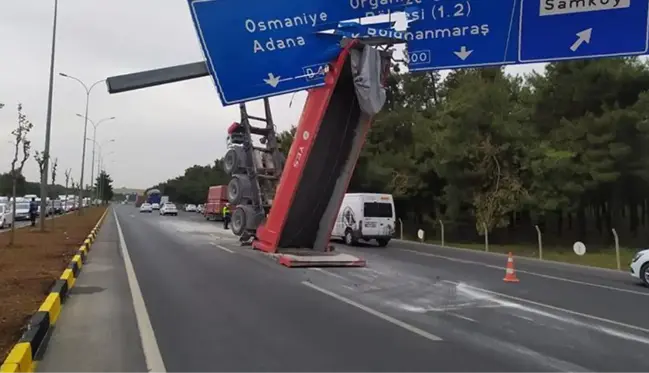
[{"left": 0, "top": 207, "right": 106, "bottom": 360}]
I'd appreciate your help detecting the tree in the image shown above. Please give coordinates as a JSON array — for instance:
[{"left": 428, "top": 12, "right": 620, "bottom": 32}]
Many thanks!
[
  {"left": 0, "top": 172, "right": 27, "bottom": 196},
  {"left": 63, "top": 168, "right": 71, "bottom": 211},
  {"left": 49, "top": 158, "right": 58, "bottom": 227},
  {"left": 9, "top": 104, "right": 33, "bottom": 246},
  {"left": 70, "top": 178, "right": 77, "bottom": 208},
  {"left": 155, "top": 57, "right": 649, "bottom": 249},
  {"left": 33, "top": 150, "right": 47, "bottom": 184},
  {"left": 152, "top": 161, "right": 229, "bottom": 204},
  {"left": 95, "top": 171, "right": 114, "bottom": 203},
  {"left": 277, "top": 126, "right": 296, "bottom": 156}
]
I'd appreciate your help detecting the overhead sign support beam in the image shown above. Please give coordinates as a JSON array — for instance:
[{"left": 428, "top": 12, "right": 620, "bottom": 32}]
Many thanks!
[{"left": 106, "top": 61, "right": 209, "bottom": 94}]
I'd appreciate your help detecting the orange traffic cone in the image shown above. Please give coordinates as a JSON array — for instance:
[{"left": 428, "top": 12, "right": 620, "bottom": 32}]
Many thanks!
[{"left": 503, "top": 252, "right": 519, "bottom": 283}]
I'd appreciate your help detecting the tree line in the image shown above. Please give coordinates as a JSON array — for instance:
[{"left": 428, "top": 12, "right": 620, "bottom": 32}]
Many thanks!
[
  {"left": 154, "top": 58, "right": 649, "bottom": 249},
  {"left": 1, "top": 103, "right": 115, "bottom": 204}
]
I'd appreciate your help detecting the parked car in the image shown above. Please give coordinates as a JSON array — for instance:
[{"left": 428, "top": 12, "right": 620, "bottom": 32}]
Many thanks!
[
  {"left": 630, "top": 249, "right": 649, "bottom": 287},
  {"left": 140, "top": 203, "right": 153, "bottom": 213},
  {"left": 160, "top": 203, "right": 178, "bottom": 216},
  {"left": 13, "top": 202, "right": 31, "bottom": 221},
  {"left": 0, "top": 204, "right": 13, "bottom": 229}
]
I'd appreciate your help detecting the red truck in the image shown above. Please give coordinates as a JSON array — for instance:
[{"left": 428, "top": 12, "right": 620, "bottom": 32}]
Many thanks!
[{"left": 204, "top": 185, "right": 228, "bottom": 221}]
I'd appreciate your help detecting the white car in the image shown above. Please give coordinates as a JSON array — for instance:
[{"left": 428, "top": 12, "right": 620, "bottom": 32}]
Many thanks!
[
  {"left": 630, "top": 249, "right": 649, "bottom": 287},
  {"left": 13, "top": 202, "right": 31, "bottom": 221},
  {"left": 151, "top": 203, "right": 160, "bottom": 210},
  {"left": 185, "top": 204, "right": 197, "bottom": 212},
  {"left": 140, "top": 203, "right": 153, "bottom": 213},
  {"left": 0, "top": 204, "right": 13, "bottom": 229},
  {"left": 160, "top": 203, "right": 178, "bottom": 216}
]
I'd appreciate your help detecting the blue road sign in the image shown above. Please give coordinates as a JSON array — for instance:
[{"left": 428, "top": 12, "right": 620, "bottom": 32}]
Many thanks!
[
  {"left": 188, "top": 0, "right": 414, "bottom": 105},
  {"left": 519, "top": 0, "right": 649, "bottom": 63},
  {"left": 407, "top": 0, "right": 520, "bottom": 72}
]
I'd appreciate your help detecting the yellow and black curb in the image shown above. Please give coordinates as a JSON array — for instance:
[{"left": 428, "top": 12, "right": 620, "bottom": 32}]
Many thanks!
[{"left": 0, "top": 208, "right": 110, "bottom": 373}]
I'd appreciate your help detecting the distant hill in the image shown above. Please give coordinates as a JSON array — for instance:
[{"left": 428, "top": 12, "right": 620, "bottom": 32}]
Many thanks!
[{"left": 113, "top": 187, "right": 145, "bottom": 195}]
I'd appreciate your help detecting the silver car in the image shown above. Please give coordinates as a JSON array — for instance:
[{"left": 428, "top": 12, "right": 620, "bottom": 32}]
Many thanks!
[
  {"left": 0, "top": 204, "right": 13, "bottom": 229},
  {"left": 13, "top": 202, "right": 31, "bottom": 221}
]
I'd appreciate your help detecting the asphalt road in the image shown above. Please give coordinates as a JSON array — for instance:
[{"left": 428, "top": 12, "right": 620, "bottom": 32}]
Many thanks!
[{"left": 39, "top": 205, "right": 649, "bottom": 372}]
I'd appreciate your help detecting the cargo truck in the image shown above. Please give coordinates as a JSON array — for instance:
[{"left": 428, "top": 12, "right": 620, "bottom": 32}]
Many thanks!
[
  {"left": 204, "top": 185, "right": 228, "bottom": 221},
  {"left": 146, "top": 189, "right": 162, "bottom": 205}
]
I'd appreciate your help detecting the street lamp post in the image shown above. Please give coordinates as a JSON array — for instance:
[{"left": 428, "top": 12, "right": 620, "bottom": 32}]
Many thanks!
[
  {"left": 80, "top": 115, "right": 115, "bottom": 200},
  {"left": 39, "top": 0, "right": 59, "bottom": 231},
  {"left": 86, "top": 138, "right": 114, "bottom": 203},
  {"left": 59, "top": 73, "right": 105, "bottom": 215}
]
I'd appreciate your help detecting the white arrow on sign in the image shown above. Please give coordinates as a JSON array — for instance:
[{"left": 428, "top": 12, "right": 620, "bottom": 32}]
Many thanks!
[
  {"left": 263, "top": 73, "right": 281, "bottom": 88},
  {"left": 570, "top": 28, "right": 592, "bottom": 52},
  {"left": 453, "top": 46, "right": 473, "bottom": 61}
]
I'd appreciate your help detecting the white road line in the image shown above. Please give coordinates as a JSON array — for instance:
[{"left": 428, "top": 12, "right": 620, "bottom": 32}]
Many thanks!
[
  {"left": 302, "top": 281, "right": 443, "bottom": 342},
  {"left": 513, "top": 314, "right": 535, "bottom": 322},
  {"left": 402, "top": 249, "right": 648, "bottom": 297},
  {"left": 442, "top": 280, "right": 649, "bottom": 334},
  {"left": 309, "top": 268, "right": 349, "bottom": 281},
  {"left": 209, "top": 242, "right": 234, "bottom": 253},
  {"left": 447, "top": 313, "right": 477, "bottom": 323},
  {"left": 113, "top": 209, "right": 167, "bottom": 372}
]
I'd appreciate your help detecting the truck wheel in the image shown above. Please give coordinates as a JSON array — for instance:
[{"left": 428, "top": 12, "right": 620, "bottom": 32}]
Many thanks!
[
  {"left": 344, "top": 229, "right": 357, "bottom": 246},
  {"left": 223, "top": 147, "right": 247, "bottom": 175},
  {"left": 376, "top": 238, "right": 390, "bottom": 247},
  {"left": 641, "top": 263, "right": 649, "bottom": 287},
  {"left": 231, "top": 205, "right": 256, "bottom": 236},
  {"left": 228, "top": 175, "right": 252, "bottom": 205}
]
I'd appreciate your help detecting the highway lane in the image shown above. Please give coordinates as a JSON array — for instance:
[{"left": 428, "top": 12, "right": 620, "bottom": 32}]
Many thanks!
[
  {"left": 113, "top": 206, "right": 648, "bottom": 372},
  {"left": 116, "top": 206, "right": 521, "bottom": 371},
  {"left": 337, "top": 239, "right": 649, "bottom": 331}
]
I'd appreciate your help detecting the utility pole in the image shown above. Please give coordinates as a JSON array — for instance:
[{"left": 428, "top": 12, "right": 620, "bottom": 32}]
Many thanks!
[{"left": 39, "top": 0, "right": 59, "bottom": 231}]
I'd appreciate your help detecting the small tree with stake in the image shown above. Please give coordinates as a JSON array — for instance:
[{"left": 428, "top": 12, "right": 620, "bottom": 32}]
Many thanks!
[
  {"left": 50, "top": 158, "right": 58, "bottom": 227},
  {"left": 33, "top": 150, "right": 49, "bottom": 231},
  {"left": 64, "top": 168, "right": 71, "bottom": 213},
  {"left": 70, "top": 179, "right": 78, "bottom": 210},
  {"left": 9, "top": 104, "right": 33, "bottom": 246}
]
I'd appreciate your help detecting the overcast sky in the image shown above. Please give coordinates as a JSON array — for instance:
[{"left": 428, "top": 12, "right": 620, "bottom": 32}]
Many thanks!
[{"left": 0, "top": 0, "right": 542, "bottom": 190}]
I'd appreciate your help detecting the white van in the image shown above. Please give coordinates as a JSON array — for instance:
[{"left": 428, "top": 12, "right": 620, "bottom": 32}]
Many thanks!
[{"left": 331, "top": 193, "right": 395, "bottom": 247}]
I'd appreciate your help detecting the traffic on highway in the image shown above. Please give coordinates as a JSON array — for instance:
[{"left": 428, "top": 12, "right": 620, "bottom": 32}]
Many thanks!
[
  {"left": 35, "top": 205, "right": 649, "bottom": 372},
  {"left": 5, "top": 0, "right": 649, "bottom": 372}
]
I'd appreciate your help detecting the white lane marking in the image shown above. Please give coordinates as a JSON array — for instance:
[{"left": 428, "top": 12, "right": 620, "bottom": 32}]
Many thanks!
[
  {"left": 114, "top": 209, "right": 167, "bottom": 372},
  {"left": 443, "top": 280, "right": 649, "bottom": 335},
  {"left": 513, "top": 314, "right": 535, "bottom": 322},
  {"left": 447, "top": 313, "right": 477, "bottom": 323},
  {"left": 209, "top": 242, "right": 234, "bottom": 253},
  {"left": 309, "top": 268, "right": 348, "bottom": 281},
  {"left": 403, "top": 249, "right": 648, "bottom": 297},
  {"left": 302, "top": 281, "right": 443, "bottom": 342}
]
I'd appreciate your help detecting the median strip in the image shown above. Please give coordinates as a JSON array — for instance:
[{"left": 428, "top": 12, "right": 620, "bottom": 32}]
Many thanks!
[{"left": 0, "top": 208, "right": 109, "bottom": 372}]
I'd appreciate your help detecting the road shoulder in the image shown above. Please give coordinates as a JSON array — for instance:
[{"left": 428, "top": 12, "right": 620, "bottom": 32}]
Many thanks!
[{"left": 37, "top": 210, "right": 148, "bottom": 372}]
